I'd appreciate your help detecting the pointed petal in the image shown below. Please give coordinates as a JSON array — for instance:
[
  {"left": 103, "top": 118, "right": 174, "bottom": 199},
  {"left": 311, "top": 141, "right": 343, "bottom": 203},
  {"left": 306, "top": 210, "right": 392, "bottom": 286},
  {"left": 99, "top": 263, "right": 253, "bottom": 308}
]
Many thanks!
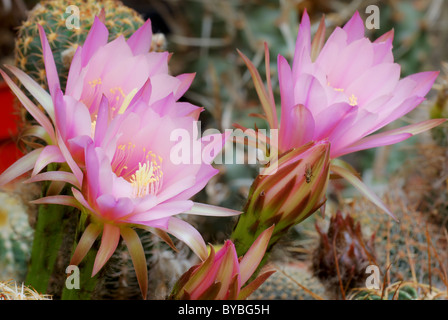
[
  {"left": 374, "top": 29, "right": 394, "bottom": 43},
  {"left": 338, "top": 119, "right": 447, "bottom": 157},
  {"left": 238, "top": 270, "right": 276, "bottom": 300},
  {"left": 311, "top": 15, "right": 326, "bottom": 61},
  {"left": 342, "top": 11, "right": 365, "bottom": 43},
  {"left": 0, "top": 148, "right": 43, "bottom": 186},
  {"left": 407, "top": 71, "right": 439, "bottom": 97},
  {"left": 215, "top": 241, "right": 240, "bottom": 299},
  {"left": 184, "top": 202, "right": 242, "bottom": 217},
  {"left": 127, "top": 19, "right": 152, "bottom": 55},
  {"left": 138, "top": 226, "right": 178, "bottom": 253},
  {"left": 81, "top": 17, "right": 109, "bottom": 67},
  {"left": 330, "top": 163, "right": 397, "bottom": 221},
  {"left": 280, "top": 104, "right": 315, "bottom": 151},
  {"left": 237, "top": 49, "right": 277, "bottom": 130},
  {"left": 25, "top": 171, "right": 81, "bottom": 189},
  {"left": 239, "top": 225, "right": 274, "bottom": 285},
  {"left": 292, "top": 9, "right": 311, "bottom": 77},
  {"left": 37, "top": 25, "right": 60, "bottom": 98},
  {"left": 93, "top": 95, "right": 110, "bottom": 144},
  {"left": 32, "top": 145, "right": 65, "bottom": 176},
  {"left": 174, "top": 73, "right": 195, "bottom": 100},
  {"left": 0, "top": 69, "right": 55, "bottom": 143},
  {"left": 4, "top": 65, "right": 54, "bottom": 121},
  {"left": 92, "top": 224, "right": 120, "bottom": 276},
  {"left": 165, "top": 217, "right": 208, "bottom": 261},
  {"left": 71, "top": 187, "right": 96, "bottom": 216},
  {"left": 70, "top": 223, "right": 102, "bottom": 266},
  {"left": 121, "top": 227, "right": 148, "bottom": 300},
  {"left": 182, "top": 246, "right": 217, "bottom": 298},
  {"left": 57, "top": 133, "right": 83, "bottom": 187},
  {"left": 30, "top": 195, "right": 81, "bottom": 210},
  {"left": 20, "top": 125, "right": 52, "bottom": 145}
]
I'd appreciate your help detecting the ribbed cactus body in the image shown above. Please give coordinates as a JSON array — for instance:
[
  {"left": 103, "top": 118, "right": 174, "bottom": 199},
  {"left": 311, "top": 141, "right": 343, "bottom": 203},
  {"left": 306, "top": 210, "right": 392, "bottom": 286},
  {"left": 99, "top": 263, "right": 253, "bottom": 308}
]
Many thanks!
[{"left": 0, "top": 192, "right": 33, "bottom": 282}]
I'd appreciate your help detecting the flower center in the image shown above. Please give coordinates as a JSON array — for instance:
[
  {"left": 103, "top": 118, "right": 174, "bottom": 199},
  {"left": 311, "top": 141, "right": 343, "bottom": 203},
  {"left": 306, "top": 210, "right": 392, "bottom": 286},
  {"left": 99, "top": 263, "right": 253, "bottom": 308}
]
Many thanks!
[
  {"left": 112, "top": 144, "right": 163, "bottom": 197},
  {"left": 130, "top": 158, "right": 163, "bottom": 198},
  {"left": 327, "top": 81, "right": 358, "bottom": 106}
]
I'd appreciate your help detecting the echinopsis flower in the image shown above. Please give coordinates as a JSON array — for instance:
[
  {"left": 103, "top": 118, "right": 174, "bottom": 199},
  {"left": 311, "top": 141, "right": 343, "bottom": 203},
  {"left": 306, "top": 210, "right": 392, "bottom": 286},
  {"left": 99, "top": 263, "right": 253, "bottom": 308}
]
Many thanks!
[
  {"left": 169, "top": 225, "right": 275, "bottom": 300},
  {"left": 32, "top": 88, "right": 240, "bottom": 299},
  {"left": 0, "top": 16, "right": 196, "bottom": 187},
  {"left": 238, "top": 10, "right": 446, "bottom": 219},
  {"left": 0, "top": 16, "right": 241, "bottom": 299},
  {"left": 231, "top": 140, "right": 330, "bottom": 256}
]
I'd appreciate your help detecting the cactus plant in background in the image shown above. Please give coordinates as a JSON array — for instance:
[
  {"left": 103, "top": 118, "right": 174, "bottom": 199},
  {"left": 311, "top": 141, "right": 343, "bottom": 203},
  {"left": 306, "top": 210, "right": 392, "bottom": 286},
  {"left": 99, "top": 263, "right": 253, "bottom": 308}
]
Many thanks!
[
  {"left": 312, "top": 211, "right": 376, "bottom": 299},
  {"left": 0, "top": 191, "right": 33, "bottom": 282}
]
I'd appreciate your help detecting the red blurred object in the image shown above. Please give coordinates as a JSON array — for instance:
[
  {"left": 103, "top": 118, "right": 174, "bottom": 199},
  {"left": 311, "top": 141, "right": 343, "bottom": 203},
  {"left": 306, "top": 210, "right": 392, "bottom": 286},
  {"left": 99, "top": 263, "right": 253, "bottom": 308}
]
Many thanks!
[{"left": 0, "top": 81, "right": 24, "bottom": 174}]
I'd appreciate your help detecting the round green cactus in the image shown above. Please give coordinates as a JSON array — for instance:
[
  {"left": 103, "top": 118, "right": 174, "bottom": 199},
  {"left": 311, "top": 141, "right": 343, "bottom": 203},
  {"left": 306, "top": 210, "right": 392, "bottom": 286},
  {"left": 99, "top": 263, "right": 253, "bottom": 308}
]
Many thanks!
[{"left": 0, "top": 191, "right": 34, "bottom": 282}]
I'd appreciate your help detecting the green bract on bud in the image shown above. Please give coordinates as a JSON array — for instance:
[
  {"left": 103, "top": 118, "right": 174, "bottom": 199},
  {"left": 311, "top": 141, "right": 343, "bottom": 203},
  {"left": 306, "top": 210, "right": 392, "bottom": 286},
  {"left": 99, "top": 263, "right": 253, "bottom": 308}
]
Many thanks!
[{"left": 231, "top": 139, "right": 331, "bottom": 258}]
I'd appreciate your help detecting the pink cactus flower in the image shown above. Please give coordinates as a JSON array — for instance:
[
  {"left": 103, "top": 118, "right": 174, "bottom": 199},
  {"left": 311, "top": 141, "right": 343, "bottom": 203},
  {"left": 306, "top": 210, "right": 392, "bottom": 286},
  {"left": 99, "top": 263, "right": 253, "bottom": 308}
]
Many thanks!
[
  {"left": 276, "top": 10, "right": 444, "bottom": 159},
  {"left": 0, "top": 16, "right": 241, "bottom": 299},
  {"left": 0, "top": 16, "right": 195, "bottom": 187},
  {"left": 30, "top": 92, "right": 240, "bottom": 299},
  {"left": 238, "top": 11, "right": 446, "bottom": 220},
  {"left": 170, "top": 225, "right": 275, "bottom": 300}
]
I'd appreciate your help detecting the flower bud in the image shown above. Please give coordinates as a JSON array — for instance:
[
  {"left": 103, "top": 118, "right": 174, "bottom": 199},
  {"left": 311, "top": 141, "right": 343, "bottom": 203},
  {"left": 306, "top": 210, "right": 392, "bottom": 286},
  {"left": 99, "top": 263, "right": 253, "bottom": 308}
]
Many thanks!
[{"left": 231, "top": 139, "right": 331, "bottom": 257}]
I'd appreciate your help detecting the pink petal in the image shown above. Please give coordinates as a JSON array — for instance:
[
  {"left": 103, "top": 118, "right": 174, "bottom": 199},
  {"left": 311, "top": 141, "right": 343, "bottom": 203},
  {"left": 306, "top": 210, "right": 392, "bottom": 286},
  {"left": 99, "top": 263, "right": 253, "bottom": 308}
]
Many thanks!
[
  {"left": 66, "top": 46, "right": 83, "bottom": 96},
  {"left": 214, "top": 241, "right": 240, "bottom": 299},
  {"left": 174, "top": 73, "right": 195, "bottom": 100},
  {"left": 95, "top": 194, "right": 134, "bottom": 221},
  {"left": 165, "top": 217, "right": 208, "bottom": 261},
  {"left": 280, "top": 104, "right": 315, "bottom": 152},
  {"left": 26, "top": 171, "right": 80, "bottom": 189},
  {"left": 374, "top": 29, "right": 394, "bottom": 43},
  {"left": 56, "top": 133, "right": 83, "bottom": 187},
  {"left": 121, "top": 227, "right": 148, "bottom": 299},
  {"left": 70, "top": 223, "right": 102, "bottom": 266},
  {"left": 128, "top": 200, "right": 193, "bottom": 222},
  {"left": 239, "top": 225, "right": 274, "bottom": 285},
  {"left": 32, "top": 145, "right": 65, "bottom": 176},
  {"left": 37, "top": 25, "right": 60, "bottom": 97},
  {"left": 406, "top": 71, "right": 439, "bottom": 97},
  {"left": 335, "top": 133, "right": 411, "bottom": 157},
  {"left": 292, "top": 9, "right": 312, "bottom": 78},
  {"left": 342, "top": 11, "right": 365, "bottom": 43},
  {"left": 338, "top": 119, "right": 447, "bottom": 157},
  {"left": 127, "top": 19, "right": 153, "bottom": 56},
  {"left": 4, "top": 65, "right": 54, "bottom": 121},
  {"left": 30, "top": 195, "right": 81, "bottom": 210},
  {"left": 0, "top": 69, "right": 55, "bottom": 143},
  {"left": 81, "top": 17, "right": 109, "bottom": 68},
  {"left": 313, "top": 102, "right": 356, "bottom": 141},
  {"left": 184, "top": 202, "right": 241, "bottom": 217},
  {"left": 92, "top": 224, "right": 121, "bottom": 276},
  {"left": 0, "top": 148, "right": 43, "bottom": 186}
]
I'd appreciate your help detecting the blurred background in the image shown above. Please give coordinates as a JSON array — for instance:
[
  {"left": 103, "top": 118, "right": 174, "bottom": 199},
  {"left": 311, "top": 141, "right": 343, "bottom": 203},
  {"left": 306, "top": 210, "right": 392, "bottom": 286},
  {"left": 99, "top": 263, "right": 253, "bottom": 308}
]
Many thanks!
[{"left": 0, "top": 0, "right": 447, "bottom": 300}]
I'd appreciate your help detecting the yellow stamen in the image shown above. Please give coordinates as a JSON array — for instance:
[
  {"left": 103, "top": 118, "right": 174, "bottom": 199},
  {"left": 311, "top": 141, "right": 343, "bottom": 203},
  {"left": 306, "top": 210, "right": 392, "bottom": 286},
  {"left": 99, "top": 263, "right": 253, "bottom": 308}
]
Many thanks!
[
  {"left": 117, "top": 88, "right": 139, "bottom": 115},
  {"left": 88, "top": 78, "right": 102, "bottom": 88},
  {"left": 349, "top": 94, "right": 358, "bottom": 106}
]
